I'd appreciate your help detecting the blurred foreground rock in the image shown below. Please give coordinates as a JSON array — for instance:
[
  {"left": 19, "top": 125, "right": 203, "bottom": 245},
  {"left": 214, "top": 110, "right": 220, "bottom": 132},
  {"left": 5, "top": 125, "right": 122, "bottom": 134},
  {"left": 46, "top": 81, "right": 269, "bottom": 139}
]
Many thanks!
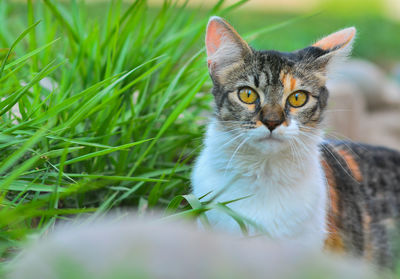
[
  {"left": 7, "top": 215, "right": 381, "bottom": 279},
  {"left": 326, "top": 59, "right": 400, "bottom": 151}
]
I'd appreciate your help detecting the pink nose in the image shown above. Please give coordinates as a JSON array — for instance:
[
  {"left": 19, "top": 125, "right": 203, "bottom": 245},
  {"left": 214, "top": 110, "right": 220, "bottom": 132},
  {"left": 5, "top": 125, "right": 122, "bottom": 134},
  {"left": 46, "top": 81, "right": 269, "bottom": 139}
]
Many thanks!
[
  {"left": 262, "top": 119, "right": 283, "bottom": 132},
  {"left": 260, "top": 104, "right": 284, "bottom": 132}
]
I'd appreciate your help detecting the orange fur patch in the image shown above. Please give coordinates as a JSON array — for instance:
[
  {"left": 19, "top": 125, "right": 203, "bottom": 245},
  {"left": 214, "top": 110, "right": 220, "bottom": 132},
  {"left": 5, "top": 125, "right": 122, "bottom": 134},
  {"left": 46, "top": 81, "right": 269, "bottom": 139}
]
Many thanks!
[
  {"left": 322, "top": 160, "right": 338, "bottom": 216},
  {"left": 336, "top": 149, "right": 363, "bottom": 182},
  {"left": 322, "top": 159, "right": 345, "bottom": 252},
  {"left": 280, "top": 71, "right": 287, "bottom": 86},
  {"left": 279, "top": 71, "right": 293, "bottom": 94},
  {"left": 279, "top": 71, "right": 299, "bottom": 106},
  {"left": 325, "top": 218, "right": 345, "bottom": 252},
  {"left": 290, "top": 77, "right": 296, "bottom": 91}
]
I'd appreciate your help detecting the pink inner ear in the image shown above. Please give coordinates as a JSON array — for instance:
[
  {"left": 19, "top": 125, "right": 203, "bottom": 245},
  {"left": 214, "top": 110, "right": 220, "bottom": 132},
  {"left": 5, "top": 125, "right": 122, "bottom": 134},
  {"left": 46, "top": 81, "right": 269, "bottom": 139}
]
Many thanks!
[
  {"left": 313, "top": 27, "right": 356, "bottom": 51},
  {"left": 206, "top": 20, "right": 223, "bottom": 57}
]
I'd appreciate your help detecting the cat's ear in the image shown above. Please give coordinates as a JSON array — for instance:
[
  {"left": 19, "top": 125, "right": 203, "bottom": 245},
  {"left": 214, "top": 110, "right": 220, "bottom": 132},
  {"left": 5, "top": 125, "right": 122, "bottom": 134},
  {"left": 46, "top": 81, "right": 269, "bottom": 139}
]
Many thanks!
[
  {"left": 206, "top": 16, "right": 251, "bottom": 77},
  {"left": 310, "top": 27, "right": 356, "bottom": 70},
  {"left": 313, "top": 27, "right": 356, "bottom": 53}
]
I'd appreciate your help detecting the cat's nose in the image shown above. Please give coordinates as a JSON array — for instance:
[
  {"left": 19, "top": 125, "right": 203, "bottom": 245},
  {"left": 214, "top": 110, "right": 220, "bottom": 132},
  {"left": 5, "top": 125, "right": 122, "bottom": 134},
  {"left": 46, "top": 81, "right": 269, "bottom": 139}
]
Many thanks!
[
  {"left": 262, "top": 119, "right": 283, "bottom": 132},
  {"left": 260, "top": 104, "right": 284, "bottom": 132}
]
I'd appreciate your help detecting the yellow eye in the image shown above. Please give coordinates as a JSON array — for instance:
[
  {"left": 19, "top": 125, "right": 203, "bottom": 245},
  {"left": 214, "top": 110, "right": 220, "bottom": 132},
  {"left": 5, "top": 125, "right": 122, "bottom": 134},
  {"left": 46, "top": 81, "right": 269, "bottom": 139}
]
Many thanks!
[
  {"left": 287, "top": 91, "right": 308, "bottom": 108},
  {"left": 238, "top": 87, "right": 258, "bottom": 104}
]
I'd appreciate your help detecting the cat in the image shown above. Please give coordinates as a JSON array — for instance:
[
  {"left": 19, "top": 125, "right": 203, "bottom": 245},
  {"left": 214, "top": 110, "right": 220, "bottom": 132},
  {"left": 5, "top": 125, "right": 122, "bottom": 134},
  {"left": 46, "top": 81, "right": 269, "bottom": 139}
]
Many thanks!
[{"left": 191, "top": 16, "right": 400, "bottom": 269}]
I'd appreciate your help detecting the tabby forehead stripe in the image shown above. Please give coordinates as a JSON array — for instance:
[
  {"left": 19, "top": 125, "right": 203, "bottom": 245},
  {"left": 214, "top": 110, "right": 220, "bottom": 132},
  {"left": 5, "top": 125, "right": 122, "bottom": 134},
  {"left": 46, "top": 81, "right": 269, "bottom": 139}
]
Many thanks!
[{"left": 253, "top": 75, "right": 259, "bottom": 88}]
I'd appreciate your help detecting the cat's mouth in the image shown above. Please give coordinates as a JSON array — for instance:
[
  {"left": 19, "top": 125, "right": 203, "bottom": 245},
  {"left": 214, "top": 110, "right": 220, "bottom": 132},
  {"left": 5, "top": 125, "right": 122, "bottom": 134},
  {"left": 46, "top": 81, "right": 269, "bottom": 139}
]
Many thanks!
[{"left": 256, "top": 134, "right": 283, "bottom": 143}]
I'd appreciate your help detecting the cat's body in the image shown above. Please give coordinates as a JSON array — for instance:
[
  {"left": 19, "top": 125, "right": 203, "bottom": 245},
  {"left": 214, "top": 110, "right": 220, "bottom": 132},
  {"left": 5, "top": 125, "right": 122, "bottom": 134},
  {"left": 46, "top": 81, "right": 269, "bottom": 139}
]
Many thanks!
[
  {"left": 193, "top": 123, "right": 400, "bottom": 267},
  {"left": 192, "top": 16, "right": 400, "bottom": 269},
  {"left": 322, "top": 141, "right": 400, "bottom": 268}
]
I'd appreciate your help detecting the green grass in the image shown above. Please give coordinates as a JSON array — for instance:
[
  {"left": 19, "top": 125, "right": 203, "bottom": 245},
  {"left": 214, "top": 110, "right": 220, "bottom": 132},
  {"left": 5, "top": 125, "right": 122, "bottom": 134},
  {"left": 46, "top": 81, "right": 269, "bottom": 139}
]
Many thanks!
[
  {"left": 8, "top": 0, "right": 400, "bottom": 62},
  {"left": 0, "top": 0, "right": 218, "bottom": 272}
]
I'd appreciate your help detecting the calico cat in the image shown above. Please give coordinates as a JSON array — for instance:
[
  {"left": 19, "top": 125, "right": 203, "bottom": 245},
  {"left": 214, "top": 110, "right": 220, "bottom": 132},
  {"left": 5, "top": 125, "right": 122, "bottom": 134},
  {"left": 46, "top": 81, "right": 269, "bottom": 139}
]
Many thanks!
[{"left": 191, "top": 16, "right": 400, "bottom": 269}]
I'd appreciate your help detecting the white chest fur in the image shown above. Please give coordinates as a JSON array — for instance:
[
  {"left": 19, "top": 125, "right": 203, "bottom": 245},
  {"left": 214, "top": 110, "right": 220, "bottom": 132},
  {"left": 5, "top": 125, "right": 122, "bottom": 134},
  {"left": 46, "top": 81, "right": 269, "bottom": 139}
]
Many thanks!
[{"left": 191, "top": 122, "right": 328, "bottom": 250}]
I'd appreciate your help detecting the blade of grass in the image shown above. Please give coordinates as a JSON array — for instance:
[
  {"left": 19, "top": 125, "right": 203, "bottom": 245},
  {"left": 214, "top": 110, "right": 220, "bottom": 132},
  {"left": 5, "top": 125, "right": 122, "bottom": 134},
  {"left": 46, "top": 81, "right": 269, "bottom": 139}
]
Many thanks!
[{"left": 0, "top": 20, "right": 41, "bottom": 78}]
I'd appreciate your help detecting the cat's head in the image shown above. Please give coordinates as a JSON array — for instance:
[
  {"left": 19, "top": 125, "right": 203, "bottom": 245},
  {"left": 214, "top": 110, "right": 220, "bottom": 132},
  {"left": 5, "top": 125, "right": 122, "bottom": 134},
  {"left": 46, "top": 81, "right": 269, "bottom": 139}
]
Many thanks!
[{"left": 206, "top": 16, "right": 355, "bottom": 153}]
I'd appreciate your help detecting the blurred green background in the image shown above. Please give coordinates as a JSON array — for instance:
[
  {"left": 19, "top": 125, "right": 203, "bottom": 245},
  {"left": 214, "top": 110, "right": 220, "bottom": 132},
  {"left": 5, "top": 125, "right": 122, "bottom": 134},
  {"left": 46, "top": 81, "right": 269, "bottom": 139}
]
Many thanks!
[{"left": 7, "top": 0, "right": 400, "bottom": 64}]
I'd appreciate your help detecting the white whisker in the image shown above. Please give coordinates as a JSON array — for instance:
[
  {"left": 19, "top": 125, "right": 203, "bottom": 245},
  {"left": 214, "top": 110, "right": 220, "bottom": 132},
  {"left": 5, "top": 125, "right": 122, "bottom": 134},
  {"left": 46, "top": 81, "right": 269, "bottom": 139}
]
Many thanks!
[{"left": 224, "top": 135, "right": 250, "bottom": 177}]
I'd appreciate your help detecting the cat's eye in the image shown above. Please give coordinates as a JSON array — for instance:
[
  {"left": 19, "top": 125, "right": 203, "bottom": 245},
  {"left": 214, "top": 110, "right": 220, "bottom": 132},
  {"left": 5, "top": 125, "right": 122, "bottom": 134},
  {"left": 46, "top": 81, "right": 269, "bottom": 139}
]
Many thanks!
[
  {"left": 238, "top": 87, "right": 258, "bottom": 104},
  {"left": 287, "top": 91, "right": 308, "bottom": 108}
]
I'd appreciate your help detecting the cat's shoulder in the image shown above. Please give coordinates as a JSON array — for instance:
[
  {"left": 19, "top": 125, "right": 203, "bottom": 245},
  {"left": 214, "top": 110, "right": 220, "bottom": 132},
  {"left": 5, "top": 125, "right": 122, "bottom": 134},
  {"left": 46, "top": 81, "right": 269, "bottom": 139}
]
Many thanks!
[
  {"left": 320, "top": 140, "right": 400, "bottom": 164},
  {"left": 319, "top": 139, "right": 400, "bottom": 186}
]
